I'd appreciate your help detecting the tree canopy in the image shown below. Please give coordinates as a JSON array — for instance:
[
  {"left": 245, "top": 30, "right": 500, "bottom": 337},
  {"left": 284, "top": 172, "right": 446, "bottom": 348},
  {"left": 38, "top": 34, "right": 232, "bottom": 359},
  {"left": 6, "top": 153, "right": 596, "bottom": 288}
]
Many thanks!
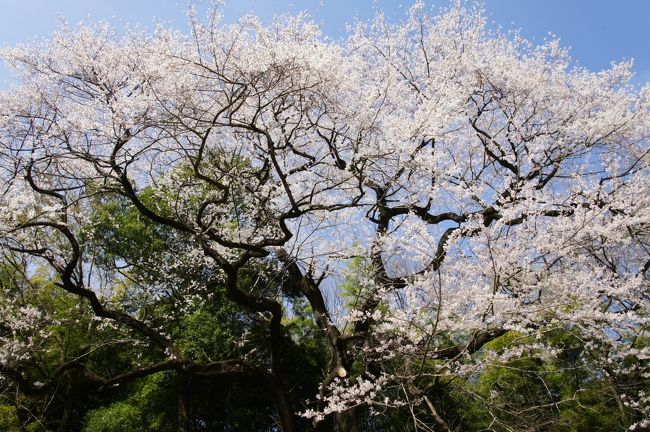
[{"left": 0, "top": 2, "right": 648, "bottom": 431}]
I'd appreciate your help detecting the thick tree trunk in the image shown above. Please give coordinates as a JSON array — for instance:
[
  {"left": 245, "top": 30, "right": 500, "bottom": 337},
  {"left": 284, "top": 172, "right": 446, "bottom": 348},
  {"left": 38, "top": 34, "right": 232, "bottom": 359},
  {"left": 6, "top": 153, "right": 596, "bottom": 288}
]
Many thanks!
[
  {"left": 313, "top": 409, "right": 358, "bottom": 432},
  {"left": 268, "top": 375, "right": 297, "bottom": 432},
  {"left": 57, "top": 390, "right": 72, "bottom": 432},
  {"left": 177, "top": 375, "right": 191, "bottom": 432},
  {"left": 334, "top": 408, "right": 359, "bottom": 432}
]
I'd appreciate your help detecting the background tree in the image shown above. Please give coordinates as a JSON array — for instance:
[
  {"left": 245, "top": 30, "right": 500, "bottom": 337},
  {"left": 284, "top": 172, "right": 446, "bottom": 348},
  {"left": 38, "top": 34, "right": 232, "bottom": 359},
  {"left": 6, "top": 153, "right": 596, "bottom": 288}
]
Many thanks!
[{"left": 0, "top": 1, "right": 648, "bottom": 431}]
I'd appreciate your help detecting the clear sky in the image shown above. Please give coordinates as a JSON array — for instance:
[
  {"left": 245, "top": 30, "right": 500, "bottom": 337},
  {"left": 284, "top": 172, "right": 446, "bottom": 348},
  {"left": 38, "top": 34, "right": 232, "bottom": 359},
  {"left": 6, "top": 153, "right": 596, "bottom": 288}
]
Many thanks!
[{"left": 1, "top": 0, "right": 649, "bottom": 88}]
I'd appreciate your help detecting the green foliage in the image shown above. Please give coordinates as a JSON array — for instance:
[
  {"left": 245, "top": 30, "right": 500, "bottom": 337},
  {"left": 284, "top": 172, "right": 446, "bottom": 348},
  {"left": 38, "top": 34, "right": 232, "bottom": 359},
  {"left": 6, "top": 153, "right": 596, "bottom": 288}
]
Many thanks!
[
  {"left": 84, "top": 188, "right": 172, "bottom": 271},
  {"left": 0, "top": 405, "right": 21, "bottom": 432},
  {"left": 82, "top": 372, "right": 176, "bottom": 432},
  {"left": 438, "top": 330, "right": 633, "bottom": 432},
  {"left": 340, "top": 254, "right": 371, "bottom": 310},
  {"left": 83, "top": 402, "right": 146, "bottom": 432}
]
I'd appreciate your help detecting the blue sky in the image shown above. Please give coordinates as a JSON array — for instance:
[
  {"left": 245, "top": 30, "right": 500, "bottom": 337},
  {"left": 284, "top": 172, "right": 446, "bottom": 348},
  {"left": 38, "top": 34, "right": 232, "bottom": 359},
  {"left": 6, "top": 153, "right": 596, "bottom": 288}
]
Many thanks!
[{"left": 1, "top": 1, "right": 649, "bottom": 87}]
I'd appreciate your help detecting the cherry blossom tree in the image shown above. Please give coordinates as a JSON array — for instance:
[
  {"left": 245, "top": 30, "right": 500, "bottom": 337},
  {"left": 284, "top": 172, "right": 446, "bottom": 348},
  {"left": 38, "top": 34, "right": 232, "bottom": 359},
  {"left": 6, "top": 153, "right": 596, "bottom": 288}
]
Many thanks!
[{"left": 0, "top": 2, "right": 648, "bottom": 430}]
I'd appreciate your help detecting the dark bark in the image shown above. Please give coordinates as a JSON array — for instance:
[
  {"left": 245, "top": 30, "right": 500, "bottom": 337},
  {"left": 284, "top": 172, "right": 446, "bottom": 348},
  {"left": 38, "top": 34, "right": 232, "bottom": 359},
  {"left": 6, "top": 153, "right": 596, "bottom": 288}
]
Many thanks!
[
  {"left": 334, "top": 408, "right": 359, "bottom": 432},
  {"left": 56, "top": 389, "right": 73, "bottom": 432},
  {"left": 267, "top": 374, "right": 297, "bottom": 432},
  {"left": 177, "top": 375, "right": 191, "bottom": 432}
]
